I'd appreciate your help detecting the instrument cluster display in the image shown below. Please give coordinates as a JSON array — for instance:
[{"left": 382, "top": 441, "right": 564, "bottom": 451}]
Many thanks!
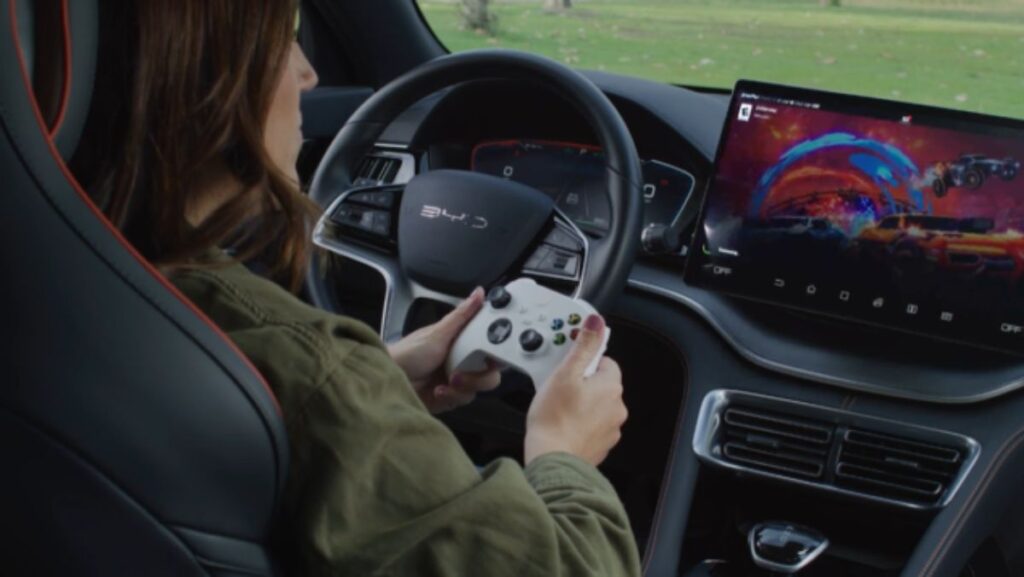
[{"left": 471, "top": 139, "right": 695, "bottom": 243}]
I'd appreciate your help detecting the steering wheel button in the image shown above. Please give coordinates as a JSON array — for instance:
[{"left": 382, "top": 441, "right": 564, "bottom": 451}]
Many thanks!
[
  {"left": 545, "top": 227, "right": 583, "bottom": 252},
  {"left": 563, "top": 255, "right": 579, "bottom": 275},
  {"left": 359, "top": 212, "right": 375, "bottom": 229},
  {"left": 524, "top": 245, "right": 552, "bottom": 271},
  {"left": 551, "top": 318, "right": 564, "bottom": 331},
  {"left": 520, "top": 329, "right": 544, "bottom": 353},
  {"left": 331, "top": 205, "right": 357, "bottom": 224},
  {"left": 568, "top": 313, "right": 582, "bottom": 326},
  {"left": 553, "top": 333, "right": 567, "bottom": 346},
  {"left": 487, "top": 286, "right": 512, "bottom": 309},
  {"left": 373, "top": 192, "right": 394, "bottom": 207},
  {"left": 487, "top": 318, "right": 513, "bottom": 345}
]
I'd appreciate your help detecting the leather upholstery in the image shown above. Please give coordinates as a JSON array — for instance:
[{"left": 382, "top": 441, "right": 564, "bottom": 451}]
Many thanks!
[{"left": 0, "top": 1, "right": 289, "bottom": 574}]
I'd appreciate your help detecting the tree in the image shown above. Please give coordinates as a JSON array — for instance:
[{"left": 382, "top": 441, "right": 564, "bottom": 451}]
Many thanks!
[
  {"left": 460, "top": 0, "right": 497, "bottom": 34},
  {"left": 544, "top": 0, "right": 572, "bottom": 11}
]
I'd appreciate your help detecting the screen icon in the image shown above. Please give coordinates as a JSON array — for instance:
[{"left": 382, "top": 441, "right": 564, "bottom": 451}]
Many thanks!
[
  {"left": 872, "top": 298, "right": 885, "bottom": 309},
  {"left": 738, "top": 103, "right": 753, "bottom": 122},
  {"left": 773, "top": 278, "right": 786, "bottom": 288},
  {"left": 906, "top": 304, "right": 919, "bottom": 315},
  {"left": 1001, "top": 323, "right": 1023, "bottom": 334},
  {"left": 839, "top": 290, "right": 851, "bottom": 302},
  {"left": 806, "top": 284, "right": 817, "bottom": 295},
  {"left": 940, "top": 312, "right": 954, "bottom": 323}
]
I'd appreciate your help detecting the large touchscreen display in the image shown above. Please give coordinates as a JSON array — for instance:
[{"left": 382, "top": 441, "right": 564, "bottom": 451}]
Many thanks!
[{"left": 686, "top": 81, "right": 1024, "bottom": 354}]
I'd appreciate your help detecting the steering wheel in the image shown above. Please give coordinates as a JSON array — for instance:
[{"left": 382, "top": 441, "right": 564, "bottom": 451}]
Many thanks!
[{"left": 307, "top": 49, "right": 643, "bottom": 343}]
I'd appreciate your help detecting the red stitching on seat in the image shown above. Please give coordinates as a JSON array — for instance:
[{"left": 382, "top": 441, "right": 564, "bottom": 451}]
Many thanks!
[
  {"left": 7, "top": 0, "right": 282, "bottom": 415},
  {"left": 48, "top": 0, "right": 71, "bottom": 135}
]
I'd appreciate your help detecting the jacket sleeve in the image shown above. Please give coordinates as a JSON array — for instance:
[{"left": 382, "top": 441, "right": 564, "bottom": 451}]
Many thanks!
[
  {"left": 172, "top": 266, "right": 640, "bottom": 577},
  {"left": 239, "top": 323, "right": 640, "bottom": 577}
]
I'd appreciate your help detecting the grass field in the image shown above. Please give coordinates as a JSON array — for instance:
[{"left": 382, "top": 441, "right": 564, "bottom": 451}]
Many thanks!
[{"left": 417, "top": 0, "right": 1024, "bottom": 118}]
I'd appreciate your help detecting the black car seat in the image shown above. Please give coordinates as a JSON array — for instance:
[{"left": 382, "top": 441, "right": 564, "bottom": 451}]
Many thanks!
[{"left": 0, "top": 1, "right": 290, "bottom": 575}]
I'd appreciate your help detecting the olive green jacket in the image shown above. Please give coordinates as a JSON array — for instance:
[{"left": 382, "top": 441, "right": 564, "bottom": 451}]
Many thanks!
[{"left": 171, "top": 258, "right": 641, "bottom": 577}]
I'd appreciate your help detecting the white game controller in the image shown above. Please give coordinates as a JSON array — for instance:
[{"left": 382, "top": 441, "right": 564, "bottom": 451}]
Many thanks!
[{"left": 446, "top": 278, "right": 610, "bottom": 388}]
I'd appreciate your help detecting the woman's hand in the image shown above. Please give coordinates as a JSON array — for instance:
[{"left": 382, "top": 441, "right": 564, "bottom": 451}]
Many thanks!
[
  {"left": 388, "top": 287, "right": 502, "bottom": 414},
  {"left": 524, "top": 314, "right": 627, "bottom": 466}
]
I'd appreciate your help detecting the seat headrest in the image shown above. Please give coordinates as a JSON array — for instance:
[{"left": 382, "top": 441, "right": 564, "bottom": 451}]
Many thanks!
[{"left": 11, "top": 0, "right": 97, "bottom": 159}]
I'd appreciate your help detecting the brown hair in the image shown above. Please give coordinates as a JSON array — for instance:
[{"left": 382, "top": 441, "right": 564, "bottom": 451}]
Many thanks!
[{"left": 72, "top": 0, "right": 320, "bottom": 291}]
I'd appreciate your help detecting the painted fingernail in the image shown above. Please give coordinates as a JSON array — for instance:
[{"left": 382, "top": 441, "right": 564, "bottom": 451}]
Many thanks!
[{"left": 584, "top": 314, "right": 604, "bottom": 331}]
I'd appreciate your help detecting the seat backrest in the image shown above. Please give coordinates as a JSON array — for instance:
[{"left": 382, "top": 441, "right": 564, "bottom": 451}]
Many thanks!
[{"left": 0, "top": 1, "right": 290, "bottom": 575}]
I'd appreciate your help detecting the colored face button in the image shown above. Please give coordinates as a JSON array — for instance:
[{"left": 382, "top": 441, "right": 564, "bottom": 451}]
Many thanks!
[
  {"left": 551, "top": 318, "right": 565, "bottom": 331},
  {"left": 570, "top": 328, "right": 580, "bottom": 341},
  {"left": 568, "top": 313, "right": 582, "bottom": 326},
  {"left": 553, "top": 333, "right": 567, "bottom": 346}
]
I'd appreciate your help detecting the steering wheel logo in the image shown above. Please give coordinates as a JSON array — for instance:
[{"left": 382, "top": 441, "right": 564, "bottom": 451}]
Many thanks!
[{"left": 420, "top": 205, "right": 489, "bottom": 230}]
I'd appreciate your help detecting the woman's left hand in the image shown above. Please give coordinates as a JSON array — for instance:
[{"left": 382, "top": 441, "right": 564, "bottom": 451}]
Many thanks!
[{"left": 388, "top": 287, "right": 502, "bottom": 414}]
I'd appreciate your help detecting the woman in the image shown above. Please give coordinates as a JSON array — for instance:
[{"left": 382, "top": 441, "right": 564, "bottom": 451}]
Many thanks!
[{"left": 72, "top": 1, "right": 638, "bottom": 575}]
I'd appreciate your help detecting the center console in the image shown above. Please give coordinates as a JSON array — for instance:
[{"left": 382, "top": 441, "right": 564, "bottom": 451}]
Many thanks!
[{"left": 671, "top": 389, "right": 981, "bottom": 577}]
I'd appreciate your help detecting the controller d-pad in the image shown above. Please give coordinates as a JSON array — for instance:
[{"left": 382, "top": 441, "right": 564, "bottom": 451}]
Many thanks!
[
  {"left": 520, "top": 329, "right": 544, "bottom": 353},
  {"left": 487, "top": 318, "right": 513, "bottom": 345}
]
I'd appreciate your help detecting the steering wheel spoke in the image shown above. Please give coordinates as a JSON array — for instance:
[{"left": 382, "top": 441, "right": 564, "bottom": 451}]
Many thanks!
[
  {"left": 316, "top": 183, "right": 404, "bottom": 252},
  {"left": 314, "top": 183, "right": 473, "bottom": 342},
  {"left": 519, "top": 210, "right": 589, "bottom": 298}
]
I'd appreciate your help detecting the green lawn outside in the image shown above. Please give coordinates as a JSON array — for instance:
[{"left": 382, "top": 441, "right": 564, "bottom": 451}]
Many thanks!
[{"left": 417, "top": 0, "right": 1024, "bottom": 119}]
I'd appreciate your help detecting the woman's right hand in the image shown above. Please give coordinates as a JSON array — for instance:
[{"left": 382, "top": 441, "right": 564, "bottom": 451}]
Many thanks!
[{"left": 524, "top": 314, "right": 628, "bottom": 466}]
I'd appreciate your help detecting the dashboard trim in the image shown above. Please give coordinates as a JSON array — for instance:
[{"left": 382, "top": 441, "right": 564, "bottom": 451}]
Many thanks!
[
  {"left": 627, "top": 277, "right": 1024, "bottom": 404},
  {"left": 692, "top": 390, "right": 982, "bottom": 511}
]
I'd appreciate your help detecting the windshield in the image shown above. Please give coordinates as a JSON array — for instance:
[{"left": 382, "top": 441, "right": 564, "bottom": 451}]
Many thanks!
[{"left": 416, "top": 0, "right": 1024, "bottom": 119}]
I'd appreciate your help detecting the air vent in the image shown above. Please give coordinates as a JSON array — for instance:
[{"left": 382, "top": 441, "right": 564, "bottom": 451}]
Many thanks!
[
  {"left": 720, "top": 406, "right": 834, "bottom": 480},
  {"left": 695, "top": 391, "right": 979, "bottom": 509},
  {"left": 835, "top": 429, "right": 964, "bottom": 507},
  {"left": 355, "top": 155, "right": 401, "bottom": 186}
]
